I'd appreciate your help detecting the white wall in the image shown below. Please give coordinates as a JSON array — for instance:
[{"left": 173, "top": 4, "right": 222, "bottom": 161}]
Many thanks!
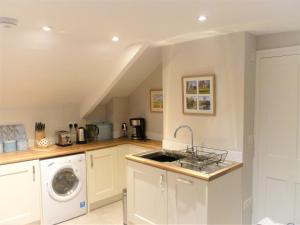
[
  {"left": 0, "top": 105, "right": 85, "bottom": 146},
  {"left": 85, "top": 104, "right": 106, "bottom": 124},
  {"left": 257, "top": 30, "right": 300, "bottom": 50},
  {"left": 105, "top": 97, "right": 129, "bottom": 138},
  {"left": 242, "top": 33, "right": 256, "bottom": 225},
  {"left": 86, "top": 64, "right": 163, "bottom": 140},
  {"left": 128, "top": 65, "right": 163, "bottom": 140},
  {"left": 162, "top": 32, "right": 256, "bottom": 224},
  {"left": 162, "top": 33, "right": 245, "bottom": 156}
]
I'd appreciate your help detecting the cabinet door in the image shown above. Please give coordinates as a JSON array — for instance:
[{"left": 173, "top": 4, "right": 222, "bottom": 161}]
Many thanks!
[
  {"left": 0, "top": 160, "right": 41, "bottom": 225},
  {"left": 127, "top": 161, "right": 167, "bottom": 225},
  {"left": 86, "top": 147, "right": 119, "bottom": 205},
  {"left": 167, "top": 171, "right": 207, "bottom": 225}
]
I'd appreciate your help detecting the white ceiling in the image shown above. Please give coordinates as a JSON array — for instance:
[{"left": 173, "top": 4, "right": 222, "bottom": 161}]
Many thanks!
[{"left": 0, "top": 0, "right": 300, "bottom": 113}]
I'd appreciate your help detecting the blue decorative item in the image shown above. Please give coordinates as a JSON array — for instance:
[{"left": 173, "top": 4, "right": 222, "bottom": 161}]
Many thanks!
[
  {"left": 0, "top": 124, "right": 28, "bottom": 153},
  {"left": 17, "top": 139, "right": 28, "bottom": 151},
  {"left": 4, "top": 140, "right": 17, "bottom": 152}
]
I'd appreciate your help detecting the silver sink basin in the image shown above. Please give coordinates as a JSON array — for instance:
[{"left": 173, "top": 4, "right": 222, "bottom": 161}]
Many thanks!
[{"left": 140, "top": 151, "right": 185, "bottom": 162}]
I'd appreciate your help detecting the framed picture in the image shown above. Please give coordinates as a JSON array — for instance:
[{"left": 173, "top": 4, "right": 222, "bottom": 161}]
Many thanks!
[
  {"left": 182, "top": 75, "right": 215, "bottom": 115},
  {"left": 150, "top": 89, "right": 163, "bottom": 113}
]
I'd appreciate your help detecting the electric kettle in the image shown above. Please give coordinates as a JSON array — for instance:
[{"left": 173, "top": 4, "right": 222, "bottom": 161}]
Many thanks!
[{"left": 76, "top": 127, "right": 87, "bottom": 144}]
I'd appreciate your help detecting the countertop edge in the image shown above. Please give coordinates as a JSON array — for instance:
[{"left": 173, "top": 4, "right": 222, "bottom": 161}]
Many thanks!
[{"left": 126, "top": 154, "right": 243, "bottom": 182}]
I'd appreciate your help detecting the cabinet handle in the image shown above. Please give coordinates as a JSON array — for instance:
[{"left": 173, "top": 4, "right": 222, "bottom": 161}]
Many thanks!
[
  {"left": 160, "top": 174, "right": 165, "bottom": 192},
  {"left": 177, "top": 178, "right": 193, "bottom": 185},
  {"left": 32, "top": 166, "right": 36, "bottom": 182},
  {"left": 90, "top": 155, "right": 94, "bottom": 168}
]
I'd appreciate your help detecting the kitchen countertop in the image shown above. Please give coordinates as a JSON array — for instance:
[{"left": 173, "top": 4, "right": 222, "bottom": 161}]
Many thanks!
[
  {"left": 0, "top": 139, "right": 162, "bottom": 166},
  {"left": 126, "top": 153, "right": 242, "bottom": 182}
]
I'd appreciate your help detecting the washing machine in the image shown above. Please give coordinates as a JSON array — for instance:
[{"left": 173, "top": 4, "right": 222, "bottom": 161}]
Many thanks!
[{"left": 40, "top": 153, "right": 87, "bottom": 225}]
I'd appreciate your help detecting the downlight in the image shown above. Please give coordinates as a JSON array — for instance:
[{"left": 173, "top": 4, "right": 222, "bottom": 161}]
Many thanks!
[{"left": 0, "top": 17, "right": 18, "bottom": 29}]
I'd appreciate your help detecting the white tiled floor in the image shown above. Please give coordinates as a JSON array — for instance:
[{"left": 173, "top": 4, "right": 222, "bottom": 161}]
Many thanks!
[{"left": 59, "top": 201, "right": 123, "bottom": 225}]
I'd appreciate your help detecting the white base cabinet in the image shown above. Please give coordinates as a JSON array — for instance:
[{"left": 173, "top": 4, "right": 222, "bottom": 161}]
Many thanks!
[
  {"left": 127, "top": 161, "right": 167, "bottom": 225},
  {"left": 87, "top": 144, "right": 157, "bottom": 209},
  {"left": 167, "top": 172, "right": 207, "bottom": 224},
  {"left": 0, "top": 160, "right": 41, "bottom": 225},
  {"left": 128, "top": 161, "right": 242, "bottom": 225},
  {"left": 86, "top": 147, "right": 120, "bottom": 207}
]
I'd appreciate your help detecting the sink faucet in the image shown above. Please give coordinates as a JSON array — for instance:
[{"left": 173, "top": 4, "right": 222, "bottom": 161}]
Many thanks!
[{"left": 173, "top": 125, "right": 195, "bottom": 154}]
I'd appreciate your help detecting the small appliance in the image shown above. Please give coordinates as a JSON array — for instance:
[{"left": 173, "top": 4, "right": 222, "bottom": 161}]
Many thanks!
[
  {"left": 55, "top": 131, "right": 72, "bottom": 146},
  {"left": 96, "top": 122, "right": 113, "bottom": 141},
  {"left": 40, "top": 154, "right": 87, "bottom": 225},
  {"left": 130, "top": 118, "right": 146, "bottom": 140},
  {"left": 76, "top": 127, "right": 87, "bottom": 144},
  {"left": 86, "top": 124, "right": 99, "bottom": 141}
]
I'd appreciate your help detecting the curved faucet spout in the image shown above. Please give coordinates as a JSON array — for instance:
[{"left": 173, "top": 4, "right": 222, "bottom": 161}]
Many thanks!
[{"left": 173, "top": 125, "right": 194, "bottom": 151}]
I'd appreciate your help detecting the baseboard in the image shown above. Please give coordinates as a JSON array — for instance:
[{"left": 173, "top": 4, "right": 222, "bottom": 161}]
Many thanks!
[{"left": 89, "top": 193, "right": 122, "bottom": 211}]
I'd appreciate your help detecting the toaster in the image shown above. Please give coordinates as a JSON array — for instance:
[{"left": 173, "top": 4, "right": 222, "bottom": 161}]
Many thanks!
[{"left": 55, "top": 130, "right": 73, "bottom": 146}]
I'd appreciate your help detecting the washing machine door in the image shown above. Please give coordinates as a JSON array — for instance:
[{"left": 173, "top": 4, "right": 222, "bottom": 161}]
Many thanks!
[{"left": 47, "top": 164, "right": 82, "bottom": 202}]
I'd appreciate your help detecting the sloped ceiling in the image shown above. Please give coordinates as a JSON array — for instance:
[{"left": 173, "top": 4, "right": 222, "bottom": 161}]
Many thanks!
[
  {"left": 99, "top": 46, "right": 161, "bottom": 106},
  {"left": 0, "top": 0, "right": 300, "bottom": 115}
]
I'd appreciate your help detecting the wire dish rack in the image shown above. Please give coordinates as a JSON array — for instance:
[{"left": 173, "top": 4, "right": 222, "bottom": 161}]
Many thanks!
[{"left": 179, "top": 146, "right": 228, "bottom": 170}]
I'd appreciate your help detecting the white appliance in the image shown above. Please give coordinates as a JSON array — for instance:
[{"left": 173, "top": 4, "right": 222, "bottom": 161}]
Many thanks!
[{"left": 40, "top": 153, "right": 87, "bottom": 225}]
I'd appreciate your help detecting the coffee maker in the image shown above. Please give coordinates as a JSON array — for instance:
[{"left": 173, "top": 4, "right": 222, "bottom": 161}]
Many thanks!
[{"left": 130, "top": 118, "right": 146, "bottom": 140}]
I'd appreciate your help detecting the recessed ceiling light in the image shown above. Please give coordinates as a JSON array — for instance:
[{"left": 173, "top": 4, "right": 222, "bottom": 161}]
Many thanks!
[
  {"left": 112, "top": 36, "right": 119, "bottom": 42},
  {"left": 42, "top": 26, "right": 52, "bottom": 31},
  {"left": 197, "top": 15, "right": 207, "bottom": 22}
]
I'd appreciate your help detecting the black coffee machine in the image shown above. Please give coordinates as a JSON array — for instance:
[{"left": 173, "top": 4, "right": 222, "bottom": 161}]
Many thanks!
[{"left": 130, "top": 118, "right": 146, "bottom": 140}]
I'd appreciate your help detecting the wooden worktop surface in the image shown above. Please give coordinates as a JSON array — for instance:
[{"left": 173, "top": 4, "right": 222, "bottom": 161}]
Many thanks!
[
  {"left": 0, "top": 138, "right": 241, "bottom": 182},
  {"left": 0, "top": 139, "right": 162, "bottom": 166},
  {"left": 126, "top": 154, "right": 242, "bottom": 182}
]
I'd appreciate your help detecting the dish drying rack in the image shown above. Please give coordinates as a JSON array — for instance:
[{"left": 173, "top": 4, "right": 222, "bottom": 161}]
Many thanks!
[{"left": 179, "top": 146, "right": 228, "bottom": 170}]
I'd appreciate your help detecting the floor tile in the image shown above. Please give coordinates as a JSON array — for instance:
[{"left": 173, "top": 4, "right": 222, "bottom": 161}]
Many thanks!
[{"left": 59, "top": 201, "right": 123, "bottom": 225}]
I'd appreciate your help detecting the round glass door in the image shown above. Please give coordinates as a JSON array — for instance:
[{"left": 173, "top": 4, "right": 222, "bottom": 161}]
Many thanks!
[{"left": 48, "top": 166, "right": 82, "bottom": 202}]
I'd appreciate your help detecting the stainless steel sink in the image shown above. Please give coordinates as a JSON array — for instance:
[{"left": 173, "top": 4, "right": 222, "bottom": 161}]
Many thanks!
[
  {"left": 136, "top": 147, "right": 230, "bottom": 174},
  {"left": 140, "top": 151, "right": 185, "bottom": 162}
]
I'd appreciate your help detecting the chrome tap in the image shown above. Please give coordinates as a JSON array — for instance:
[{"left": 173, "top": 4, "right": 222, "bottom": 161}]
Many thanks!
[{"left": 173, "top": 125, "right": 195, "bottom": 155}]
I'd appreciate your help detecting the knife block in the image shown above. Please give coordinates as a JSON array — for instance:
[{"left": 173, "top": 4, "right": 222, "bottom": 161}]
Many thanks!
[{"left": 35, "top": 131, "right": 45, "bottom": 144}]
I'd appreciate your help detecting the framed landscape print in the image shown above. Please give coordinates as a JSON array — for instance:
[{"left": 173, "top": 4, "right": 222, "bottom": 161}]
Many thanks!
[
  {"left": 182, "top": 75, "right": 215, "bottom": 115},
  {"left": 150, "top": 89, "right": 163, "bottom": 113}
]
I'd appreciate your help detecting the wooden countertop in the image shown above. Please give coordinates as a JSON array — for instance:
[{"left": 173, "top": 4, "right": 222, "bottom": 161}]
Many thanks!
[
  {"left": 126, "top": 154, "right": 242, "bottom": 182},
  {"left": 0, "top": 139, "right": 162, "bottom": 166}
]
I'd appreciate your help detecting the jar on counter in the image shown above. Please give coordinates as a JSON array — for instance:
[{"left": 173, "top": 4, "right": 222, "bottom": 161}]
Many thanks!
[
  {"left": 4, "top": 140, "right": 17, "bottom": 153},
  {"left": 17, "top": 139, "right": 28, "bottom": 151}
]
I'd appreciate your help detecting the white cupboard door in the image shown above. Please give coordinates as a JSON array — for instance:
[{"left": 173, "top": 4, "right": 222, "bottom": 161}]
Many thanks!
[
  {"left": 255, "top": 54, "right": 300, "bottom": 224},
  {"left": 127, "top": 161, "right": 167, "bottom": 225},
  {"left": 167, "top": 171, "right": 207, "bottom": 225},
  {"left": 87, "top": 147, "right": 119, "bottom": 204},
  {"left": 0, "top": 160, "right": 41, "bottom": 225}
]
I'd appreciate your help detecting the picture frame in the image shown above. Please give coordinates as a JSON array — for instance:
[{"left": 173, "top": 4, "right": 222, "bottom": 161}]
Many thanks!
[
  {"left": 150, "top": 89, "right": 163, "bottom": 113},
  {"left": 182, "top": 75, "right": 216, "bottom": 115}
]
